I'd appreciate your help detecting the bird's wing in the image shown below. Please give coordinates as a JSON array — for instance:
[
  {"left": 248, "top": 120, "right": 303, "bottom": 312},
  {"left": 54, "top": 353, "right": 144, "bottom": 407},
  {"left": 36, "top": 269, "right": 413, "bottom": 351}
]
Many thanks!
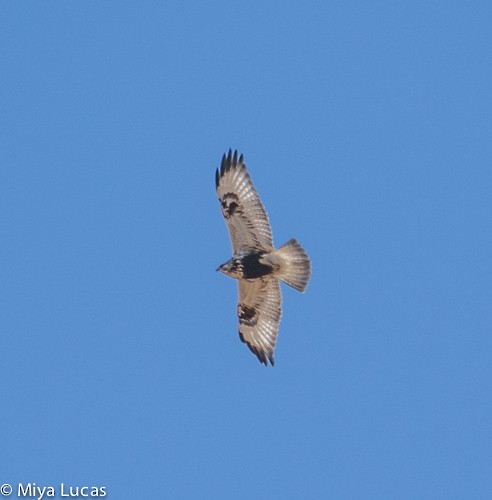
[
  {"left": 216, "top": 149, "right": 274, "bottom": 253},
  {"left": 237, "top": 277, "right": 282, "bottom": 366}
]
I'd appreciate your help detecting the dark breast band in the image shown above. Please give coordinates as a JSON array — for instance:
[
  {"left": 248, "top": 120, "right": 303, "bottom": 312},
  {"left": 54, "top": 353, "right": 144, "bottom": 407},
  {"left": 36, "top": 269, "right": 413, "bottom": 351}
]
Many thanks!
[{"left": 240, "top": 252, "right": 274, "bottom": 279}]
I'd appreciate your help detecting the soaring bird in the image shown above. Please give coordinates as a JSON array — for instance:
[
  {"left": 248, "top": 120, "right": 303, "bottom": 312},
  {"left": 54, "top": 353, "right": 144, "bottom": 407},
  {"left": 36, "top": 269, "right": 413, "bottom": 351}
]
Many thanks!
[{"left": 216, "top": 150, "right": 311, "bottom": 366}]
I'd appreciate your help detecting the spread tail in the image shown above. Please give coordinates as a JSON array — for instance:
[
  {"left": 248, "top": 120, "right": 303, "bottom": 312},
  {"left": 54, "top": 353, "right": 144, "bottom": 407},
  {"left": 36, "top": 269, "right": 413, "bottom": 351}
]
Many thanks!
[{"left": 271, "top": 238, "right": 311, "bottom": 292}]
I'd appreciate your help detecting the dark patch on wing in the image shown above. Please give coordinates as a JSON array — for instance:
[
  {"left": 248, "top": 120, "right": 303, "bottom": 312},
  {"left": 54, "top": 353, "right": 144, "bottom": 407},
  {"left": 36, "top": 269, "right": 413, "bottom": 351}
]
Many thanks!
[
  {"left": 237, "top": 303, "right": 258, "bottom": 326},
  {"left": 220, "top": 192, "right": 241, "bottom": 219}
]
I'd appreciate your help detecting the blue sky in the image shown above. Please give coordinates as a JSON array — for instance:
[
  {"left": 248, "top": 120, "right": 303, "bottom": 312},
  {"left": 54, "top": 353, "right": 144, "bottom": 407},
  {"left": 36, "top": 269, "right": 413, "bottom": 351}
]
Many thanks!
[{"left": 1, "top": 2, "right": 491, "bottom": 499}]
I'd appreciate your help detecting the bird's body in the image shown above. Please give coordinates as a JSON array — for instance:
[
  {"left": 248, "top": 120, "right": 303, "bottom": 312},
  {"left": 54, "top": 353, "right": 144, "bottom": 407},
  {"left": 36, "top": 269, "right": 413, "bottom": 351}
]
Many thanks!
[
  {"left": 218, "top": 251, "right": 274, "bottom": 280},
  {"left": 216, "top": 150, "right": 311, "bottom": 366}
]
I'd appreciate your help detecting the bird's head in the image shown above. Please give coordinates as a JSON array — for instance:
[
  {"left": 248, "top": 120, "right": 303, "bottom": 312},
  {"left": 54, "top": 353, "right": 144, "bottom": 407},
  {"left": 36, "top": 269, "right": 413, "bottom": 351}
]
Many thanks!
[{"left": 217, "top": 258, "right": 242, "bottom": 278}]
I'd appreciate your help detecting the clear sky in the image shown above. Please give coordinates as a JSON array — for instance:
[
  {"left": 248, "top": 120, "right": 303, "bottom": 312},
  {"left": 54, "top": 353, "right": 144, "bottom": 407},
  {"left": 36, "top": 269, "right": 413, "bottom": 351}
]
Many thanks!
[{"left": 1, "top": 2, "right": 491, "bottom": 499}]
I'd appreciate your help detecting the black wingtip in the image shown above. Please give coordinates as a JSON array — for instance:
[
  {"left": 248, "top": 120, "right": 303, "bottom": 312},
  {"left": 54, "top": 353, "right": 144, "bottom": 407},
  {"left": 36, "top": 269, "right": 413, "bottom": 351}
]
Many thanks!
[
  {"left": 258, "top": 351, "right": 267, "bottom": 365},
  {"left": 226, "top": 149, "right": 233, "bottom": 172},
  {"left": 253, "top": 347, "right": 274, "bottom": 367},
  {"left": 215, "top": 168, "right": 220, "bottom": 189},
  {"left": 220, "top": 152, "right": 227, "bottom": 178},
  {"left": 239, "top": 332, "right": 274, "bottom": 366},
  {"left": 217, "top": 149, "right": 245, "bottom": 188},
  {"left": 259, "top": 352, "right": 275, "bottom": 367}
]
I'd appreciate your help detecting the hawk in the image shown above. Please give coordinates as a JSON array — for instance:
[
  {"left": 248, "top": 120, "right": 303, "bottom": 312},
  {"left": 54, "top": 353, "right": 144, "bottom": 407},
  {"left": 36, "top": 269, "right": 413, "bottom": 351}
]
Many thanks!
[{"left": 216, "top": 149, "right": 311, "bottom": 366}]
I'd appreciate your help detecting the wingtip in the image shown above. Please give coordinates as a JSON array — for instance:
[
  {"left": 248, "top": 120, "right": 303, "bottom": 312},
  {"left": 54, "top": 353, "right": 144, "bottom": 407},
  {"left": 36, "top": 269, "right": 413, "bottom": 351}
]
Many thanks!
[
  {"left": 220, "top": 149, "right": 234, "bottom": 178},
  {"left": 215, "top": 168, "right": 220, "bottom": 189},
  {"left": 255, "top": 347, "right": 275, "bottom": 367},
  {"left": 218, "top": 149, "right": 245, "bottom": 185},
  {"left": 240, "top": 333, "right": 274, "bottom": 367},
  {"left": 220, "top": 152, "right": 227, "bottom": 178},
  {"left": 227, "top": 149, "right": 233, "bottom": 171}
]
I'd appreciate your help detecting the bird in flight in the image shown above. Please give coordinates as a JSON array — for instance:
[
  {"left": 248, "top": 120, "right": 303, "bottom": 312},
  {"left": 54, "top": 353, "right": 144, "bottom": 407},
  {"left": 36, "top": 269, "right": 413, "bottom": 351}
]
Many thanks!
[{"left": 216, "top": 150, "right": 311, "bottom": 366}]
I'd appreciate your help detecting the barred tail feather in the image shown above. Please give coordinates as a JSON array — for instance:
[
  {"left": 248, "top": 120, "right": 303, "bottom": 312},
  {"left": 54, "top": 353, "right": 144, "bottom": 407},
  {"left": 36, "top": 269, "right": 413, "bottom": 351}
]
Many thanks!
[{"left": 272, "top": 238, "right": 311, "bottom": 292}]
